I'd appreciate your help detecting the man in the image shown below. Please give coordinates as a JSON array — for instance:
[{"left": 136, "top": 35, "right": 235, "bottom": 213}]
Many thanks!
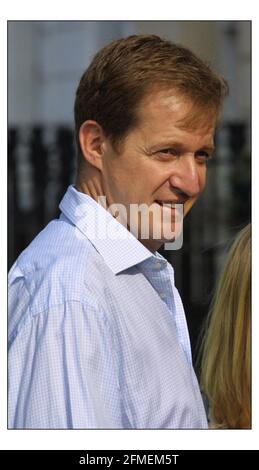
[{"left": 8, "top": 35, "right": 228, "bottom": 428}]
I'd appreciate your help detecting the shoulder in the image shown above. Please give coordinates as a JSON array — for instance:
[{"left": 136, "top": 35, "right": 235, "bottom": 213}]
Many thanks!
[{"left": 8, "top": 217, "right": 108, "bottom": 340}]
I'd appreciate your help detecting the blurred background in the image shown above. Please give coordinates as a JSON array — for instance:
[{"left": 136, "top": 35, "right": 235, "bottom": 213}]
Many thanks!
[{"left": 8, "top": 21, "right": 251, "bottom": 369}]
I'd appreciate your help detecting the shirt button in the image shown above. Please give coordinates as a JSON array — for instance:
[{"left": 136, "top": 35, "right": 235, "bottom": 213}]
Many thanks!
[
  {"left": 159, "top": 292, "right": 167, "bottom": 300},
  {"left": 154, "top": 261, "right": 162, "bottom": 269}
]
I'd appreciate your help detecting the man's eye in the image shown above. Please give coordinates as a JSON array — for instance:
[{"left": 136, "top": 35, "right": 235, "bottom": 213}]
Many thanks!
[
  {"left": 195, "top": 151, "right": 212, "bottom": 163},
  {"left": 158, "top": 148, "right": 178, "bottom": 156}
]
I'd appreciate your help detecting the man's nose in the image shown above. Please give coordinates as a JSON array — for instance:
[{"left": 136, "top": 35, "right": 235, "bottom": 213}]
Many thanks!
[{"left": 169, "top": 155, "right": 203, "bottom": 197}]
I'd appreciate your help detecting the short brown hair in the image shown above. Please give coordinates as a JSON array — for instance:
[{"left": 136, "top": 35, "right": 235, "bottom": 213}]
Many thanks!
[{"left": 74, "top": 34, "right": 228, "bottom": 159}]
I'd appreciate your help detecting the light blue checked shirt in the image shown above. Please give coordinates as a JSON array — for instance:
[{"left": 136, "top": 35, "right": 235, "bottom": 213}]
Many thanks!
[{"left": 8, "top": 185, "right": 208, "bottom": 429}]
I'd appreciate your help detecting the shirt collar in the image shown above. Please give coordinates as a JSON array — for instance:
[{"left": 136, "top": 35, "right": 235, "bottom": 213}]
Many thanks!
[{"left": 59, "top": 185, "right": 154, "bottom": 274}]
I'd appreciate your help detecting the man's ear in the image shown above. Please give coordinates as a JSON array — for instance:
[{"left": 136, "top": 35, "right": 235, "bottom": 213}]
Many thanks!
[{"left": 79, "top": 120, "right": 106, "bottom": 171}]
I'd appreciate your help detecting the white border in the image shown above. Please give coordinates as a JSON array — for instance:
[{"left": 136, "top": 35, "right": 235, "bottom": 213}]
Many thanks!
[{"left": 1, "top": 0, "right": 258, "bottom": 451}]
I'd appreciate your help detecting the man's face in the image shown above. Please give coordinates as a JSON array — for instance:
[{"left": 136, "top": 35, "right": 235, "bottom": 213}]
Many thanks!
[{"left": 101, "top": 89, "right": 216, "bottom": 251}]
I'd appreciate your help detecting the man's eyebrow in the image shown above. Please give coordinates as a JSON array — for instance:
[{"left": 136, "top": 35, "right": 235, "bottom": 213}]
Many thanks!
[
  {"left": 197, "top": 144, "right": 215, "bottom": 154},
  {"left": 150, "top": 141, "right": 215, "bottom": 153}
]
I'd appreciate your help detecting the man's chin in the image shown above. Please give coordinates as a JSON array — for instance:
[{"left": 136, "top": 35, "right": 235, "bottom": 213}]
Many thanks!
[{"left": 139, "top": 227, "right": 183, "bottom": 252}]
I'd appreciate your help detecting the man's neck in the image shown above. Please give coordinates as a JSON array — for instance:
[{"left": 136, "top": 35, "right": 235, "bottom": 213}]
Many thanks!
[{"left": 75, "top": 172, "right": 163, "bottom": 254}]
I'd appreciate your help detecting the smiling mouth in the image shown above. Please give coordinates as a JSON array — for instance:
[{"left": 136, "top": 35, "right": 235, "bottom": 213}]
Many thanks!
[
  {"left": 155, "top": 200, "right": 184, "bottom": 208},
  {"left": 154, "top": 201, "right": 185, "bottom": 224}
]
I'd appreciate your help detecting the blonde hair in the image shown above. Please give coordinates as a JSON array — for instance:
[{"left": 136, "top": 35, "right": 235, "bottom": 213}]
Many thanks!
[{"left": 200, "top": 224, "right": 251, "bottom": 429}]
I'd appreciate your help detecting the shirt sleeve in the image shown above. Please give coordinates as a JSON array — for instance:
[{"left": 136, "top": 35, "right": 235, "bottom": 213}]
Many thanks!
[{"left": 8, "top": 299, "right": 123, "bottom": 429}]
